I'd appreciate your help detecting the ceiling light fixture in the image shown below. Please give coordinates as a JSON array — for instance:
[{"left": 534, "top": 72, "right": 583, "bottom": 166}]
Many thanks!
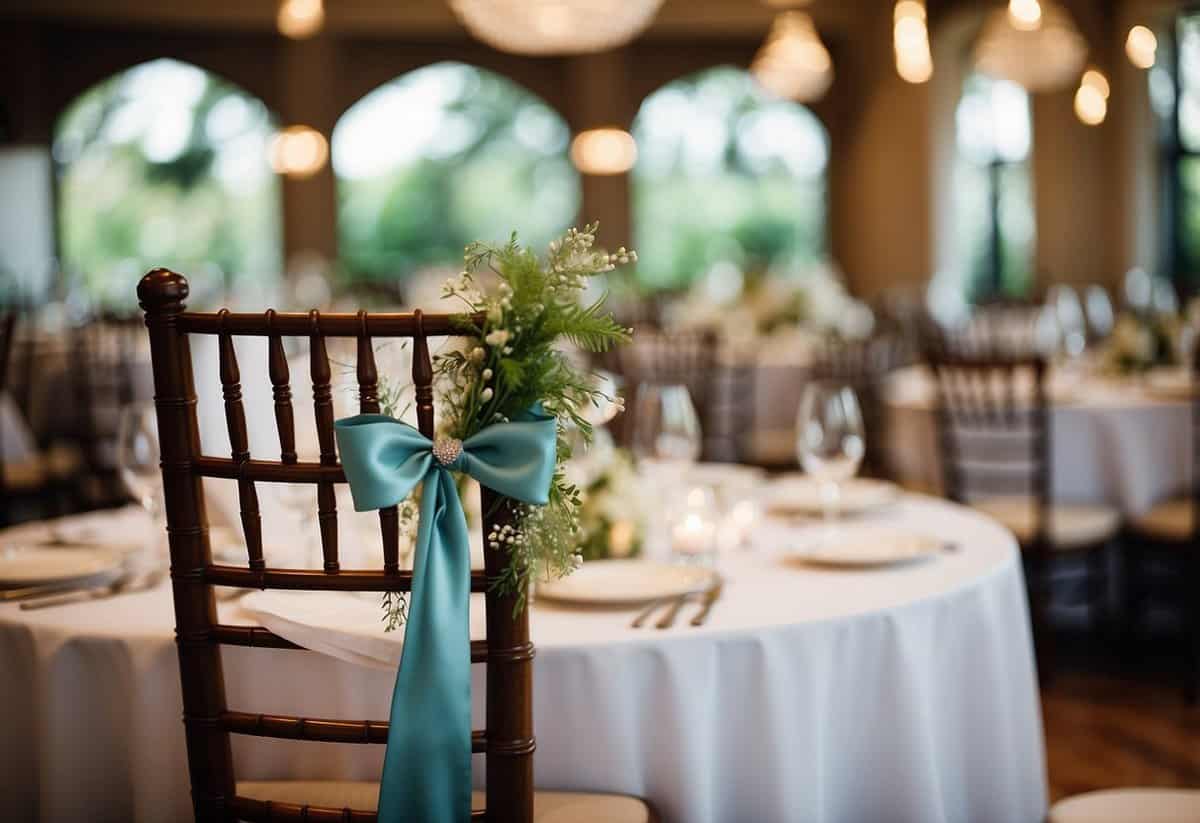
[
  {"left": 277, "top": 0, "right": 324, "bottom": 39},
  {"left": 752, "top": 10, "right": 834, "bottom": 102},
  {"left": 448, "top": 0, "right": 664, "bottom": 56}
]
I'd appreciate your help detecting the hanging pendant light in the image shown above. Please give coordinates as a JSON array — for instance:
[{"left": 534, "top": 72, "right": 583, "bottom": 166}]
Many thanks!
[
  {"left": 894, "top": 0, "right": 933, "bottom": 84},
  {"left": 448, "top": 0, "right": 664, "bottom": 56},
  {"left": 752, "top": 10, "right": 834, "bottom": 103},
  {"left": 974, "top": 0, "right": 1088, "bottom": 92}
]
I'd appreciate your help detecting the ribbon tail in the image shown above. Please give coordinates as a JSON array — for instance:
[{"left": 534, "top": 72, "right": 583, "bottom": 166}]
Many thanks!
[{"left": 377, "top": 467, "right": 474, "bottom": 823}]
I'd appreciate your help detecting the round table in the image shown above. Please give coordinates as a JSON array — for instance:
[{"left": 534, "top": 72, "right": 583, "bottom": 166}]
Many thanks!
[
  {"left": 0, "top": 495, "right": 1046, "bottom": 823},
  {"left": 885, "top": 365, "right": 1193, "bottom": 516}
]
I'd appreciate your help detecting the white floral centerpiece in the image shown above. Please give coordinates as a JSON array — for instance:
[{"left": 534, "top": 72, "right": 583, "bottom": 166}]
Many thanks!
[
  {"left": 1101, "top": 310, "right": 1181, "bottom": 375},
  {"left": 663, "top": 262, "right": 874, "bottom": 359},
  {"left": 569, "top": 443, "right": 645, "bottom": 561}
]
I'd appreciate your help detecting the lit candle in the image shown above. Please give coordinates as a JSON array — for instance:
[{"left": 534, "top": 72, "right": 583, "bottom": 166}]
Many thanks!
[{"left": 672, "top": 511, "right": 715, "bottom": 557}]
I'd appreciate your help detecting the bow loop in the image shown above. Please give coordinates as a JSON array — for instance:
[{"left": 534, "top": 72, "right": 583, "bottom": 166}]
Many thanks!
[{"left": 334, "top": 409, "right": 557, "bottom": 512}]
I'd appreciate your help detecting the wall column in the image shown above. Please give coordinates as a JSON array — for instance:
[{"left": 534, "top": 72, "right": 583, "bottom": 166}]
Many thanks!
[
  {"left": 277, "top": 33, "right": 339, "bottom": 269},
  {"left": 564, "top": 50, "right": 634, "bottom": 248}
]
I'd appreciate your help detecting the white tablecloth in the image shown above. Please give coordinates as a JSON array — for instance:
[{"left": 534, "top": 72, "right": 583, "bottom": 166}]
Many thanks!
[
  {"left": 885, "top": 366, "right": 1192, "bottom": 516},
  {"left": 0, "top": 496, "right": 1046, "bottom": 823}
]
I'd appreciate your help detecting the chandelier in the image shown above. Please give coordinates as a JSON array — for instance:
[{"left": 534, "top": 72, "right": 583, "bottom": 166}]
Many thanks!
[
  {"left": 752, "top": 10, "right": 833, "bottom": 103},
  {"left": 974, "top": 0, "right": 1088, "bottom": 92},
  {"left": 448, "top": 0, "right": 664, "bottom": 56}
]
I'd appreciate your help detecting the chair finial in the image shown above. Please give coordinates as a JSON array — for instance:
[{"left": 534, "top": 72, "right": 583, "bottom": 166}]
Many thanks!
[{"left": 137, "top": 268, "right": 189, "bottom": 310}]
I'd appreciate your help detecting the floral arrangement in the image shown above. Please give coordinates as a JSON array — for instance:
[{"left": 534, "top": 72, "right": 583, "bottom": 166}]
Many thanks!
[
  {"left": 573, "top": 445, "right": 644, "bottom": 562},
  {"left": 1102, "top": 310, "right": 1181, "bottom": 375},
  {"left": 663, "top": 262, "right": 874, "bottom": 353},
  {"left": 404, "top": 223, "right": 633, "bottom": 617}
]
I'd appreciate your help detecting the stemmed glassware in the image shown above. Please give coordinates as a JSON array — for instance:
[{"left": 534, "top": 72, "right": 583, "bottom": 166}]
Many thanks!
[
  {"left": 630, "top": 383, "right": 702, "bottom": 468},
  {"left": 795, "top": 382, "right": 865, "bottom": 524},
  {"left": 631, "top": 383, "right": 702, "bottom": 559},
  {"left": 116, "top": 403, "right": 166, "bottom": 566}
]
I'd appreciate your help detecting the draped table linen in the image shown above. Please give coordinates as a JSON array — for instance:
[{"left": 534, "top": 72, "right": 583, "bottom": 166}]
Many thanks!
[{"left": 0, "top": 496, "right": 1046, "bottom": 823}]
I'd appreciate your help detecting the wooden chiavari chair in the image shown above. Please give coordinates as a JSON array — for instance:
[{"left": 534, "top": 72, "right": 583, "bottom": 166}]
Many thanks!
[
  {"left": 69, "top": 312, "right": 150, "bottom": 506},
  {"left": 928, "top": 352, "right": 1119, "bottom": 682},
  {"left": 137, "top": 269, "right": 656, "bottom": 822},
  {"left": 1124, "top": 343, "right": 1200, "bottom": 703}
]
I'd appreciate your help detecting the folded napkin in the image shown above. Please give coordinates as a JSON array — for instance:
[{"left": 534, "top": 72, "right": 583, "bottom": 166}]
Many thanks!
[{"left": 238, "top": 589, "right": 488, "bottom": 671}]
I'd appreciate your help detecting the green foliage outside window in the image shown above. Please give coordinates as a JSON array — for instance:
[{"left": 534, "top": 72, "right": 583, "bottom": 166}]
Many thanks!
[
  {"left": 54, "top": 58, "right": 283, "bottom": 308},
  {"left": 333, "top": 63, "right": 580, "bottom": 284},
  {"left": 631, "top": 66, "right": 829, "bottom": 291}
]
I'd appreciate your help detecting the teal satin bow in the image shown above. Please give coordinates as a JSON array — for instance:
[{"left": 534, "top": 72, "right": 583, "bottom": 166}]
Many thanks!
[{"left": 334, "top": 409, "right": 556, "bottom": 823}]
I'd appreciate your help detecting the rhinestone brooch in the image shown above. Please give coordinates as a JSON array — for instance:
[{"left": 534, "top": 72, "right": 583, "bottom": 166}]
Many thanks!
[{"left": 432, "top": 437, "right": 463, "bottom": 466}]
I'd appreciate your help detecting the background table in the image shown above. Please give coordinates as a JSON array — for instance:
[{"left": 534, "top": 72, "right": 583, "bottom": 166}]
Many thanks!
[
  {"left": 885, "top": 365, "right": 1192, "bottom": 516},
  {"left": 0, "top": 495, "right": 1046, "bottom": 823}
]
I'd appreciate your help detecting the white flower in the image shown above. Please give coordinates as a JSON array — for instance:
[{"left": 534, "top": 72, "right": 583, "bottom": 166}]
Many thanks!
[
  {"left": 481, "top": 387, "right": 494, "bottom": 401},
  {"left": 482, "top": 368, "right": 493, "bottom": 380},
  {"left": 485, "top": 330, "right": 510, "bottom": 347}
]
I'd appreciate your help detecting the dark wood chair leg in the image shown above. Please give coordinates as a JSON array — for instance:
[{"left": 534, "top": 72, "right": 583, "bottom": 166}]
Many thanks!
[
  {"left": 1186, "top": 550, "right": 1200, "bottom": 704},
  {"left": 1087, "top": 544, "right": 1109, "bottom": 637},
  {"left": 1121, "top": 540, "right": 1146, "bottom": 660},
  {"left": 1026, "top": 552, "right": 1055, "bottom": 687}
]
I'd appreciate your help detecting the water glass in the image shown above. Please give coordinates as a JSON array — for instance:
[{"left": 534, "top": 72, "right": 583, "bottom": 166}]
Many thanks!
[{"left": 795, "top": 382, "right": 865, "bottom": 521}]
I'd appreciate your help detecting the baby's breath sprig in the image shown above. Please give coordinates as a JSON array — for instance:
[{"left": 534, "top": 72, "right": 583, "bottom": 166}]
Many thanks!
[{"left": 435, "top": 222, "right": 633, "bottom": 609}]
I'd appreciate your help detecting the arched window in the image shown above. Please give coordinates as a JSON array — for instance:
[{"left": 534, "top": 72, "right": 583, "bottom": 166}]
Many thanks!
[
  {"left": 631, "top": 66, "right": 828, "bottom": 291},
  {"left": 333, "top": 62, "right": 580, "bottom": 282},
  {"left": 54, "top": 58, "right": 283, "bottom": 306},
  {"left": 953, "top": 72, "right": 1035, "bottom": 299},
  {"left": 1158, "top": 11, "right": 1200, "bottom": 293}
]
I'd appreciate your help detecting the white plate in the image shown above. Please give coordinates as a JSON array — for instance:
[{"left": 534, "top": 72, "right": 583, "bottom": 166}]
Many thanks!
[
  {"left": 687, "top": 463, "right": 766, "bottom": 487},
  {"left": 795, "top": 527, "right": 941, "bottom": 568},
  {"left": 765, "top": 476, "right": 899, "bottom": 517},
  {"left": 536, "top": 559, "right": 716, "bottom": 607},
  {"left": 0, "top": 545, "right": 124, "bottom": 588}
]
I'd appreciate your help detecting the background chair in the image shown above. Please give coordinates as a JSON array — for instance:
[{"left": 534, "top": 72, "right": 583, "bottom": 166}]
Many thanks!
[
  {"left": 0, "top": 311, "right": 80, "bottom": 526},
  {"left": 1123, "top": 343, "right": 1200, "bottom": 703},
  {"left": 928, "top": 351, "right": 1118, "bottom": 682},
  {"left": 809, "top": 333, "right": 908, "bottom": 479},
  {"left": 138, "top": 269, "right": 655, "bottom": 823},
  {"left": 613, "top": 328, "right": 751, "bottom": 463}
]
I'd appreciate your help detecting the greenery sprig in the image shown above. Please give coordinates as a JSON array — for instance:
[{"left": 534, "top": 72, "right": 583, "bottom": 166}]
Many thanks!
[{"left": 434, "top": 222, "right": 633, "bottom": 611}]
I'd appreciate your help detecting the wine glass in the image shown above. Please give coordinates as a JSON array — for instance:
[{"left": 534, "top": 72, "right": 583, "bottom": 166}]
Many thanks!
[
  {"left": 117, "top": 403, "right": 161, "bottom": 516},
  {"left": 795, "top": 382, "right": 865, "bottom": 522},
  {"left": 1047, "top": 285, "right": 1086, "bottom": 360},
  {"left": 116, "top": 403, "right": 165, "bottom": 567},
  {"left": 1084, "top": 285, "right": 1114, "bottom": 345},
  {"left": 630, "top": 383, "right": 702, "bottom": 468}
]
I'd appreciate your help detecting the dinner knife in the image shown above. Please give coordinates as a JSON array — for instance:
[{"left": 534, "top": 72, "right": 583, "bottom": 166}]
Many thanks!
[
  {"left": 20, "top": 569, "right": 165, "bottom": 610},
  {"left": 690, "top": 579, "right": 724, "bottom": 626},
  {"left": 0, "top": 576, "right": 106, "bottom": 603}
]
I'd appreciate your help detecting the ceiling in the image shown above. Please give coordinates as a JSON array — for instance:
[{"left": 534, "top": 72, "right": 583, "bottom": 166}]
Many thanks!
[{"left": 0, "top": 0, "right": 876, "bottom": 38}]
